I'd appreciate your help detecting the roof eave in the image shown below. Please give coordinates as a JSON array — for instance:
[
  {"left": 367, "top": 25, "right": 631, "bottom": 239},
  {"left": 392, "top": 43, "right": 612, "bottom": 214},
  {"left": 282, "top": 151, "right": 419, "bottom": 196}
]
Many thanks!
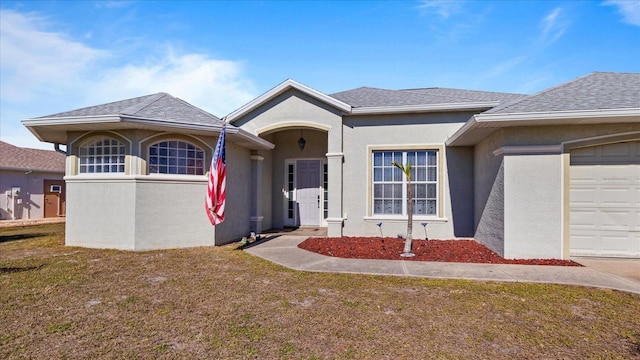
[
  {"left": 0, "top": 165, "right": 64, "bottom": 173},
  {"left": 350, "top": 101, "right": 499, "bottom": 115},
  {"left": 447, "top": 108, "right": 640, "bottom": 146},
  {"left": 479, "top": 108, "right": 640, "bottom": 122},
  {"left": 227, "top": 79, "right": 352, "bottom": 123},
  {"left": 22, "top": 115, "right": 274, "bottom": 150}
]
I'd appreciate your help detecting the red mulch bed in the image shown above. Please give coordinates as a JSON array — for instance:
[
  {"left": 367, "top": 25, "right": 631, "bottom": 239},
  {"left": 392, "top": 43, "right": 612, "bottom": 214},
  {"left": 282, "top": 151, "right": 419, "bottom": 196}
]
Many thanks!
[{"left": 298, "top": 237, "right": 582, "bottom": 266}]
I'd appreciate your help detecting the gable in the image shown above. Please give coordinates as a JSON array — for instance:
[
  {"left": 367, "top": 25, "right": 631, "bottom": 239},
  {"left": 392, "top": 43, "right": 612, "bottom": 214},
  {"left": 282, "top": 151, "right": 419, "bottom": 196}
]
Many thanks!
[{"left": 231, "top": 88, "right": 345, "bottom": 136}]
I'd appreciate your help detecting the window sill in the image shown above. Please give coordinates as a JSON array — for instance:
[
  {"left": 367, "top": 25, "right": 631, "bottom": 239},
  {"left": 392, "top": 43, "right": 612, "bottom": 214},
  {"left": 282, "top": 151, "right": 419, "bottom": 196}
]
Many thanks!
[
  {"left": 364, "top": 216, "right": 448, "bottom": 223},
  {"left": 65, "top": 174, "right": 207, "bottom": 183}
]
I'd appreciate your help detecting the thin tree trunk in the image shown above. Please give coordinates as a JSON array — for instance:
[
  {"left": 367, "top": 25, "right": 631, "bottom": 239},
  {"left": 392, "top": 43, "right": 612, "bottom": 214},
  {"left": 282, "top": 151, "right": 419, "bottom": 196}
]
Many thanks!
[{"left": 404, "top": 175, "right": 413, "bottom": 254}]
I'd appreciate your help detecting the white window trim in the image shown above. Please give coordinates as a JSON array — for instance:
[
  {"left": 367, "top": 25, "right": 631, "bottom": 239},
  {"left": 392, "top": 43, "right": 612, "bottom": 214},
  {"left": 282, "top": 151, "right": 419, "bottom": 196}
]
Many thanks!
[
  {"left": 78, "top": 136, "right": 127, "bottom": 175},
  {"left": 366, "top": 144, "right": 446, "bottom": 221},
  {"left": 147, "top": 139, "right": 206, "bottom": 176}
]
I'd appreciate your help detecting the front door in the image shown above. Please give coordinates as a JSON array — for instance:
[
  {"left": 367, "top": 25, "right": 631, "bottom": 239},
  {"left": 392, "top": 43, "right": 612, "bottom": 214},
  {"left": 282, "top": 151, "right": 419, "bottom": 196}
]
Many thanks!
[
  {"left": 296, "top": 160, "right": 321, "bottom": 226},
  {"left": 43, "top": 180, "right": 65, "bottom": 218}
]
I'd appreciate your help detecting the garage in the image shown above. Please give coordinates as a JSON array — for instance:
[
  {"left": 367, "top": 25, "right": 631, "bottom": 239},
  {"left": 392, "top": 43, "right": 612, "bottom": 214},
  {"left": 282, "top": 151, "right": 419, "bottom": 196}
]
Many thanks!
[{"left": 570, "top": 141, "right": 640, "bottom": 258}]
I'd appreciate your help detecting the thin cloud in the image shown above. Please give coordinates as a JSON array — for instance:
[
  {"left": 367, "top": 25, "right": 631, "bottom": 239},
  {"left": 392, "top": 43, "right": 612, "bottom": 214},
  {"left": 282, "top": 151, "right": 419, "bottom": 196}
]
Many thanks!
[
  {"left": 0, "top": 8, "right": 256, "bottom": 150},
  {"left": 0, "top": 9, "right": 106, "bottom": 102},
  {"left": 540, "top": 7, "right": 568, "bottom": 44},
  {"left": 91, "top": 51, "right": 256, "bottom": 116},
  {"left": 417, "top": 0, "right": 462, "bottom": 19},
  {"left": 604, "top": 0, "right": 640, "bottom": 26},
  {"left": 94, "top": 1, "right": 134, "bottom": 9}
]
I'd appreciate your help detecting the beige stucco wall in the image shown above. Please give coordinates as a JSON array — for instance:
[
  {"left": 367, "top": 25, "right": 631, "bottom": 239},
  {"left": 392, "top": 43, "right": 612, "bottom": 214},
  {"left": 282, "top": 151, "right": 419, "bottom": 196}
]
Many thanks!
[
  {"left": 342, "top": 112, "right": 475, "bottom": 239},
  {"left": 63, "top": 129, "right": 251, "bottom": 250},
  {"left": 214, "top": 141, "right": 253, "bottom": 243},
  {"left": 65, "top": 179, "right": 137, "bottom": 249},
  {"left": 132, "top": 179, "right": 215, "bottom": 249},
  {"left": 0, "top": 170, "right": 64, "bottom": 220},
  {"left": 503, "top": 153, "right": 563, "bottom": 259},
  {"left": 473, "top": 130, "right": 505, "bottom": 256},
  {"left": 235, "top": 92, "right": 478, "bottom": 238},
  {"left": 473, "top": 123, "right": 640, "bottom": 259}
]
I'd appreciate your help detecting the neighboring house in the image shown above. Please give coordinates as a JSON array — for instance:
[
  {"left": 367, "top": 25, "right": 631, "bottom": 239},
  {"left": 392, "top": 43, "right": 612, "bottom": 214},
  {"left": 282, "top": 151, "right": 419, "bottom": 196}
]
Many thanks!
[
  {"left": 22, "top": 72, "right": 640, "bottom": 259},
  {"left": 0, "top": 141, "right": 66, "bottom": 220}
]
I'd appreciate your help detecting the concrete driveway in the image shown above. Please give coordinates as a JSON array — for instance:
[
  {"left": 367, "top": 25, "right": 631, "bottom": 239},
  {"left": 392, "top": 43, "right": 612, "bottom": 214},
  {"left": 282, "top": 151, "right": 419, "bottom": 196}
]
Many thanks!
[{"left": 573, "top": 257, "right": 640, "bottom": 287}]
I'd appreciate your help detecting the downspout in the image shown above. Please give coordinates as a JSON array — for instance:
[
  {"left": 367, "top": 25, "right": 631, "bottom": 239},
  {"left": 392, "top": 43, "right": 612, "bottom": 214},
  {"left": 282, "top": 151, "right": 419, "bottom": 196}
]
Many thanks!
[
  {"left": 54, "top": 143, "right": 67, "bottom": 155},
  {"left": 54, "top": 143, "right": 67, "bottom": 218}
]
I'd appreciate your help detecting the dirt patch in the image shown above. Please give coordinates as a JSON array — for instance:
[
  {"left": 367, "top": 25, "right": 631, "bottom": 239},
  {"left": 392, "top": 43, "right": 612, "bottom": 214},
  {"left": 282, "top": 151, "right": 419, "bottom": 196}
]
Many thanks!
[{"left": 299, "top": 237, "right": 582, "bottom": 266}]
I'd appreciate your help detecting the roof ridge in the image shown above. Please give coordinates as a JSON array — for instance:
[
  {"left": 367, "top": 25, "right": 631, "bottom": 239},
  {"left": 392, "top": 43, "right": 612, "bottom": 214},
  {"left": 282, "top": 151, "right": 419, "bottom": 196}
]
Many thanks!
[{"left": 122, "top": 92, "right": 168, "bottom": 115}]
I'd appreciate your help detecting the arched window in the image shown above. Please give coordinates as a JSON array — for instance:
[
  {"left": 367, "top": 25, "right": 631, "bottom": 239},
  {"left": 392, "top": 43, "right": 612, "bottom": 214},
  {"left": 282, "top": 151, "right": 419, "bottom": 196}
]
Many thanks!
[
  {"left": 148, "top": 140, "right": 205, "bottom": 175},
  {"left": 79, "top": 137, "right": 126, "bottom": 173}
]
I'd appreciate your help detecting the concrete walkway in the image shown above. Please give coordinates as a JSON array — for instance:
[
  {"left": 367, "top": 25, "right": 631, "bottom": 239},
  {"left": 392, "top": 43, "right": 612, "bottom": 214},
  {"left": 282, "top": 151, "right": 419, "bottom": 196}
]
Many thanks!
[
  {"left": 0, "top": 217, "right": 65, "bottom": 228},
  {"left": 244, "top": 235, "right": 640, "bottom": 295}
]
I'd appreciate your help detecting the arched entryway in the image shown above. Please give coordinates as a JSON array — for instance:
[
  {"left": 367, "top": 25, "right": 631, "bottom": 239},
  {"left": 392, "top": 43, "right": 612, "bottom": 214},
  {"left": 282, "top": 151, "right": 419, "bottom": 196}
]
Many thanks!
[{"left": 259, "top": 127, "right": 329, "bottom": 229}]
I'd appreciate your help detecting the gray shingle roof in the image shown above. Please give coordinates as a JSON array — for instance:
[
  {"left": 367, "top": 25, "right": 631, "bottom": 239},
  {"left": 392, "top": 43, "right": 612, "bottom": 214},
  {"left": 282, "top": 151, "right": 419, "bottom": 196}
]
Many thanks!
[
  {"left": 38, "top": 93, "right": 223, "bottom": 126},
  {"left": 485, "top": 72, "right": 640, "bottom": 114},
  {"left": 0, "top": 141, "right": 65, "bottom": 173},
  {"left": 329, "top": 87, "right": 526, "bottom": 108}
]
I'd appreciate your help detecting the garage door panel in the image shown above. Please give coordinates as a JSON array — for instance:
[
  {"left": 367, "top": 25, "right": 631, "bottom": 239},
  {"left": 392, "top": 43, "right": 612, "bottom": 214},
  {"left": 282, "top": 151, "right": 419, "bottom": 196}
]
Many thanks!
[
  {"left": 570, "top": 233, "right": 598, "bottom": 256},
  {"left": 599, "top": 209, "right": 631, "bottom": 231},
  {"left": 569, "top": 167, "right": 597, "bottom": 183},
  {"left": 570, "top": 188, "right": 598, "bottom": 206},
  {"left": 570, "top": 141, "right": 640, "bottom": 258},
  {"left": 569, "top": 209, "right": 597, "bottom": 228},
  {"left": 600, "top": 188, "right": 633, "bottom": 206},
  {"left": 601, "top": 233, "right": 639, "bottom": 257}
]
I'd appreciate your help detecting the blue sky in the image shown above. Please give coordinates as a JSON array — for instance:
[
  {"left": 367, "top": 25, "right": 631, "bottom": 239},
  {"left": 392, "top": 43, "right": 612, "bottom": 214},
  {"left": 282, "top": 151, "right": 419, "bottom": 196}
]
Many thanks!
[{"left": 1, "top": 0, "right": 639, "bottom": 149}]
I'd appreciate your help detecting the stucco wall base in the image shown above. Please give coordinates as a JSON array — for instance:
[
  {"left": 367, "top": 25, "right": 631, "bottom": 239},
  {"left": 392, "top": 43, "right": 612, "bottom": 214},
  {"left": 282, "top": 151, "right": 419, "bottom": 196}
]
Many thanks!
[{"left": 65, "top": 176, "right": 215, "bottom": 250}]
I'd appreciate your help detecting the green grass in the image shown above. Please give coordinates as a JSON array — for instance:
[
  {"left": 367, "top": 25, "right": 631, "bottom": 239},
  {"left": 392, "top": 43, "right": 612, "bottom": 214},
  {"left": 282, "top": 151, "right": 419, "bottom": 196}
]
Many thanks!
[{"left": 1, "top": 223, "right": 639, "bottom": 359}]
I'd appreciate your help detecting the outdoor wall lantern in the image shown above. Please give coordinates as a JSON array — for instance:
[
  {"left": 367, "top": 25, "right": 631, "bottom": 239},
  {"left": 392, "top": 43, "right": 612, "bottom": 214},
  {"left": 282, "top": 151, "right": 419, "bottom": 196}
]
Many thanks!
[{"left": 298, "top": 130, "right": 306, "bottom": 151}]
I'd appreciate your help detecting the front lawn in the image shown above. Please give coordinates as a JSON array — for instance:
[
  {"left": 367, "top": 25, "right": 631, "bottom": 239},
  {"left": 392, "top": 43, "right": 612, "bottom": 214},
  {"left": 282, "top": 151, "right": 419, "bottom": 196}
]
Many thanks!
[{"left": 1, "top": 223, "right": 639, "bottom": 359}]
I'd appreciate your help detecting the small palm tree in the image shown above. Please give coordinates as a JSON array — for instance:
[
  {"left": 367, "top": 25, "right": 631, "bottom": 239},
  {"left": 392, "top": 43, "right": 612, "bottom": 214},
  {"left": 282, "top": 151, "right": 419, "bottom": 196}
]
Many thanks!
[{"left": 392, "top": 161, "right": 414, "bottom": 257}]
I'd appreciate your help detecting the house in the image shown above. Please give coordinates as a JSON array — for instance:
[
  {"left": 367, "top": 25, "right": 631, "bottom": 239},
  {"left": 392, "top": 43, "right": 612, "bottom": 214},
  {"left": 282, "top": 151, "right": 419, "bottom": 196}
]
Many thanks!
[
  {"left": 0, "top": 141, "right": 66, "bottom": 220},
  {"left": 22, "top": 72, "right": 640, "bottom": 258}
]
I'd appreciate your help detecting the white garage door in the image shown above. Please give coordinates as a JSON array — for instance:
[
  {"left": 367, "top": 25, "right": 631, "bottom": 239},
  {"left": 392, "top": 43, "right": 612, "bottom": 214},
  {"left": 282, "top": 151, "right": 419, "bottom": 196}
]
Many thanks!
[{"left": 570, "top": 141, "right": 640, "bottom": 258}]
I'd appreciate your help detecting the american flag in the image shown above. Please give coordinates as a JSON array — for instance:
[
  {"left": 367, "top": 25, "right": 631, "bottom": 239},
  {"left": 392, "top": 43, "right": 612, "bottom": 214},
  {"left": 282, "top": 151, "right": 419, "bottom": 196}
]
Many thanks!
[{"left": 206, "top": 121, "right": 226, "bottom": 225}]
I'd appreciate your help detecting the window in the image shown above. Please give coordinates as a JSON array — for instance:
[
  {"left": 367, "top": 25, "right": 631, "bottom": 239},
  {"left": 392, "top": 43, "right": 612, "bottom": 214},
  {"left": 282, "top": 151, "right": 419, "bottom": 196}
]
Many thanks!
[
  {"left": 323, "top": 163, "right": 328, "bottom": 219},
  {"left": 372, "top": 150, "right": 438, "bottom": 216},
  {"left": 148, "top": 140, "right": 205, "bottom": 175},
  {"left": 79, "top": 137, "right": 126, "bottom": 173},
  {"left": 286, "top": 163, "right": 295, "bottom": 219}
]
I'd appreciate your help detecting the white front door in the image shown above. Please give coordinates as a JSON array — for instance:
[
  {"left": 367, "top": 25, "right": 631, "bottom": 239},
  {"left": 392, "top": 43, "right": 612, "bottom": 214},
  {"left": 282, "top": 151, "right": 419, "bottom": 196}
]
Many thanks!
[{"left": 296, "top": 160, "right": 321, "bottom": 226}]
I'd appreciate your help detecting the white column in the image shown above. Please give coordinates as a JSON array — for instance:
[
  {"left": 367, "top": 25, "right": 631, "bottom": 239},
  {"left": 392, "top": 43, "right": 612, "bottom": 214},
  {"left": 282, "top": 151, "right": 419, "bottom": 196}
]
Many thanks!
[
  {"left": 250, "top": 154, "right": 264, "bottom": 234},
  {"left": 325, "top": 152, "right": 343, "bottom": 237}
]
